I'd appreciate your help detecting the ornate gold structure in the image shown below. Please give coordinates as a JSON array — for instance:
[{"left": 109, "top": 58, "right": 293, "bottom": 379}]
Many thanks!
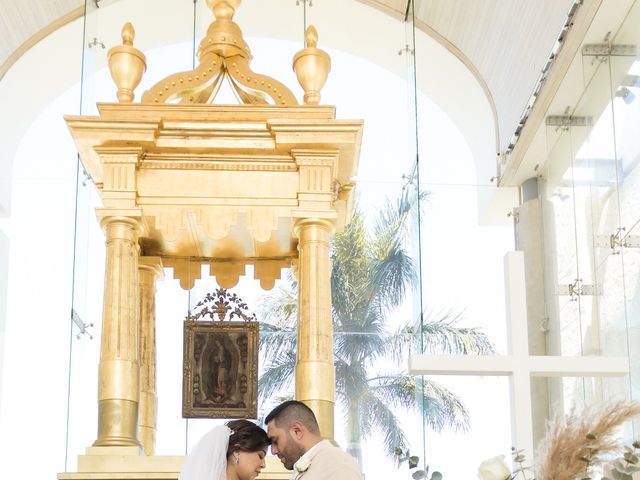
[{"left": 62, "top": 0, "right": 362, "bottom": 478}]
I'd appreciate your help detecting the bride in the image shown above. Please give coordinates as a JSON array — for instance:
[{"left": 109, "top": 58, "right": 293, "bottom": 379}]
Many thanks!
[{"left": 179, "top": 419, "right": 270, "bottom": 480}]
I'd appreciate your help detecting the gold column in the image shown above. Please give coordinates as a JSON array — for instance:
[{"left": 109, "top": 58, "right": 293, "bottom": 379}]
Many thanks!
[
  {"left": 137, "top": 257, "right": 163, "bottom": 455},
  {"left": 293, "top": 218, "right": 335, "bottom": 440},
  {"left": 94, "top": 212, "right": 143, "bottom": 447}
]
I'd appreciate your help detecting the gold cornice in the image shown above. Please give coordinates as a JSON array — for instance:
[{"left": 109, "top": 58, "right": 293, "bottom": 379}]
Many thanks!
[
  {"left": 66, "top": 84, "right": 362, "bottom": 289},
  {"left": 96, "top": 103, "right": 336, "bottom": 120},
  {"left": 140, "top": 153, "right": 297, "bottom": 172},
  {"left": 139, "top": 198, "right": 298, "bottom": 207},
  {"left": 65, "top": 104, "right": 361, "bottom": 185}
]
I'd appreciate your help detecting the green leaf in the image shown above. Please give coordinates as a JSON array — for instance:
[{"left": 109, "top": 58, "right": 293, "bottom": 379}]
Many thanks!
[
  {"left": 411, "top": 470, "right": 426, "bottom": 479},
  {"left": 586, "top": 433, "right": 597, "bottom": 440},
  {"left": 394, "top": 447, "right": 403, "bottom": 456},
  {"left": 408, "top": 456, "right": 420, "bottom": 468},
  {"left": 430, "top": 472, "right": 443, "bottom": 480}
]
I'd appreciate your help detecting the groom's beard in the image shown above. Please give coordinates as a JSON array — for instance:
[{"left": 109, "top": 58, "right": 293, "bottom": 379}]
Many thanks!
[{"left": 279, "top": 440, "right": 306, "bottom": 470}]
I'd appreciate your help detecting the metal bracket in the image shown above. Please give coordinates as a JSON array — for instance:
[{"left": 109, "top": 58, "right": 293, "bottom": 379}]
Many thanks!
[
  {"left": 87, "top": 37, "right": 105, "bottom": 49},
  {"left": 398, "top": 44, "right": 415, "bottom": 56},
  {"left": 81, "top": 167, "right": 92, "bottom": 187},
  {"left": 582, "top": 44, "right": 637, "bottom": 57},
  {"left": 594, "top": 227, "right": 640, "bottom": 253},
  {"left": 557, "top": 279, "right": 602, "bottom": 301},
  {"left": 545, "top": 115, "right": 593, "bottom": 127},
  {"left": 71, "top": 309, "right": 94, "bottom": 340}
]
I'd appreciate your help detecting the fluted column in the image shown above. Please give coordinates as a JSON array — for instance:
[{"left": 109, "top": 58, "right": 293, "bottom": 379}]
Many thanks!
[
  {"left": 94, "top": 213, "right": 143, "bottom": 447},
  {"left": 137, "top": 256, "right": 163, "bottom": 455},
  {"left": 293, "top": 218, "right": 335, "bottom": 440}
]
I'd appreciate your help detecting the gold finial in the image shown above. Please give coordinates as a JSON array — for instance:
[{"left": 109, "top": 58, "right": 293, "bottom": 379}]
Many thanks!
[
  {"left": 306, "top": 25, "right": 318, "bottom": 48},
  {"left": 141, "top": 0, "right": 297, "bottom": 105},
  {"left": 121, "top": 22, "right": 135, "bottom": 45},
  {"left": 207, "top": 0, "right": 241, "bottom": 19},
  {"left": 107, "top": 22, "right": 146, "bottom": 103},
  {"left": 199, "top": 0, "right": 250, "bottom": 60},
  {"left": 293, "top": 26, "right": 331, "bottom": 105}
]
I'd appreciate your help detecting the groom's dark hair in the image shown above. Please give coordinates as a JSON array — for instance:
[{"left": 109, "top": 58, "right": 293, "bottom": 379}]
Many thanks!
[{"left": 265, "top": 400, "right": 321, "bottom": 435}]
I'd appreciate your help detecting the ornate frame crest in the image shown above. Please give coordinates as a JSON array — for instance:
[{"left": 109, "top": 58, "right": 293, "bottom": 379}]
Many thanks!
[{"left": 182, "top": 289, "right": 258, "bottom": 419}]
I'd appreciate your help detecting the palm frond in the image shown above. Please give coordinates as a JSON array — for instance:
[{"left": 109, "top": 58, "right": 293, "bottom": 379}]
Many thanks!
[
  {"left": 368, "top": 374, "right": 421, "bottom": 410},
  {"left": 258, "top": 280, "right": 298, "bottom": 327},
  {"left": 336, "top": 359, "right": 370, "bottom": 404},
  {"left": 386, "top": 311, "right": 495, "bottom": 365},
  {"left": 358, "top": 390, "right": 410, "bottom": 458},
  {"left": 371, "top": 238, "right": 417, "bottom": 312},
  {"left": 259, "top": 322, "right": 296, "bottom": 359},
  {"left": 420, "top": 379, "right": 469, "bottom": 432},
  {"left": 420, "top": 314, "right": 495, "bottom": 355},
  {"left": 334, "top": 309, "right": 389, "bottom": 365},
  {"left": 258, "top": 351, "right": 296, "bottom": 401}
]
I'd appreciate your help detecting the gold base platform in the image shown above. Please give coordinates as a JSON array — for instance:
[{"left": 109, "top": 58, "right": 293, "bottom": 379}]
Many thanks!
[{"left": 58, "top": 447, "right": 290, "bottom": 480}]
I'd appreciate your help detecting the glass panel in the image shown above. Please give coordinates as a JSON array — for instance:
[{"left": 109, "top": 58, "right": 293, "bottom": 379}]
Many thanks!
[
  {"left": 64, "top": 0, "right": 199, "bottom": 468},
  {"left": 537, "top": 0, "right": 638, "bottom": 441},
  {"left": 609, "top": 0, "right": 640, "bottom": 433},
  {"left": 422, "top": 375, "right": 512, "bottom": 478},
  {"left": 408, "top": 0, "right": 516, "bottom": 472},
  {"left": 64, "top": 2, "right": 102, "bottom": 469},
  {"left": 572, "top": 44, "right": 626, "bottom": 371},
  {"left": 541, "top": 125, "right": 581, "bottom": 356}
]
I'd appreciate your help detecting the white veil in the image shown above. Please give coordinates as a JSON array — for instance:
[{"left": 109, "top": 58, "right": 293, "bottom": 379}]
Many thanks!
[{"left": 179, "top": 425, "right": 232, "bottom": 480}]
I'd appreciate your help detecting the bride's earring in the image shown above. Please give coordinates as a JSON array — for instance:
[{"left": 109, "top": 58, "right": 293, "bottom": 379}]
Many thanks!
[{"left": 235, "top": 455, "right": 240, "bottom": 465}]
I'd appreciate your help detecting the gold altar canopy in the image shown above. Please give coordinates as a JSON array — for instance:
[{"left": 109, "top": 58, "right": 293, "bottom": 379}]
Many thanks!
[{"left": 62, "top": 1, "right": 362, "bottom": 478}]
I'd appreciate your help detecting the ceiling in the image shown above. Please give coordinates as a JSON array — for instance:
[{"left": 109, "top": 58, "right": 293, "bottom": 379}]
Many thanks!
[{"left": 0, "top": 0, "right": 578, "bottom": 153}]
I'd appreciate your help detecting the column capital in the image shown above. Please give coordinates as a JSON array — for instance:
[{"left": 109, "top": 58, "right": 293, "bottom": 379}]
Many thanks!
[
  {"left": 96, "top": 208, "right": 146, "bottom": 236},
  {"left": 138, "top": 256, "right": 164, "bottom": 280},
  {"left": 292, "top": 217, "right": 335, "bottom": 238}
]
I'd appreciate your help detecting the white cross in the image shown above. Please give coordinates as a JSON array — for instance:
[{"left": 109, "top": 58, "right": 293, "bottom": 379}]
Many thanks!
[{"left": 408, "top": 251, "right": 629, "bottom": 464}]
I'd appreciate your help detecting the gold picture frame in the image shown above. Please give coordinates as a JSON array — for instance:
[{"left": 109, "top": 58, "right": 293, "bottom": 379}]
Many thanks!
[{"left": 182, "top": 320, "right": 259, "bottom": 419}]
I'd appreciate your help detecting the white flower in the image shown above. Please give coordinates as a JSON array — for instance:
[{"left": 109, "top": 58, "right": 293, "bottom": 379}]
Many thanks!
[
  {"left": 294, "top": 457, "right": 311, "bottom": 474},
  {"left": 477, "top": 455, "right": 511, "bottom": 480}
]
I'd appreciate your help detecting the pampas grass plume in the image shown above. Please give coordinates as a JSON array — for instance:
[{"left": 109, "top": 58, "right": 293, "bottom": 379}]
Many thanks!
[{"left": 535, "top": 400, "right": 640, "bottom": 480}]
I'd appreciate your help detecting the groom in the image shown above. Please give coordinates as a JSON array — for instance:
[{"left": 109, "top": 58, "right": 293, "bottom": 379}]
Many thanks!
[{"left": 265, "top": 400, "right": 363, "bottom": 479}]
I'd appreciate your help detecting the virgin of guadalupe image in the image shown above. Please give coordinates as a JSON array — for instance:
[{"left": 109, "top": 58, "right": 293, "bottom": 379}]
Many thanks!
[{"left": 201, "top": 335, "right": 239, "bottom": 405}]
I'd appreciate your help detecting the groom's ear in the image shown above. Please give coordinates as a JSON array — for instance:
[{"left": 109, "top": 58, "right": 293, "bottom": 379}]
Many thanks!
[{"left": 290, "top": 421, "right": 305, "bottom": 440}]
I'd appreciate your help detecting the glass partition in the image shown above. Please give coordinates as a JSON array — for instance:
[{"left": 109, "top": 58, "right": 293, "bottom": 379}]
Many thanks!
[
  {"left": 0, "top": 0, "right": 560, "bottom": 479},
  {"left": 64, "top": 0, "right": 199, "bottom": 468},
  {"left": 537, "top": 0, "right": 640, "bottom": 437},
  {"left": 608, "top": 0, "right": 640, "bottom": 430},
  {"left": 411, "top": 0, "right": 514, "bottom": 473}
]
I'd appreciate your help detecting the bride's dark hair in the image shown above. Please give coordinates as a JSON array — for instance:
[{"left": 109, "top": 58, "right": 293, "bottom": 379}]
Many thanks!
[{"left": 225, "top": 419, "right": 270, "bottom": 459}]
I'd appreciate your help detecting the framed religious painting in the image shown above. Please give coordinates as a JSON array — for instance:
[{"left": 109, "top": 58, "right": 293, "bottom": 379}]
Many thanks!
[{"left": 182, "top": 289, "right": 259, "bottom": 419}]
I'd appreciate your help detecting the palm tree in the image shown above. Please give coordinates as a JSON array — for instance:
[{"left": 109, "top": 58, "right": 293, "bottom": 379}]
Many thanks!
[{"left": 258, "top": 189, "right": 495, "bottom": 467}]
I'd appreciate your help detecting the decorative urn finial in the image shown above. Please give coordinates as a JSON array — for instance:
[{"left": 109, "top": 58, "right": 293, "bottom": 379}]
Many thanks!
[
  {"left": 141, "top": 0, "right": 297, "bottom": 105},
  {"left": 107, "top": 22, "right": 147, "bottom": 103},
  {"left": 292, "top": 26, "right": 331, "bottom": 105},
  {"left": 201, "top": 0, "right": 250, "bottom": 60}
]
